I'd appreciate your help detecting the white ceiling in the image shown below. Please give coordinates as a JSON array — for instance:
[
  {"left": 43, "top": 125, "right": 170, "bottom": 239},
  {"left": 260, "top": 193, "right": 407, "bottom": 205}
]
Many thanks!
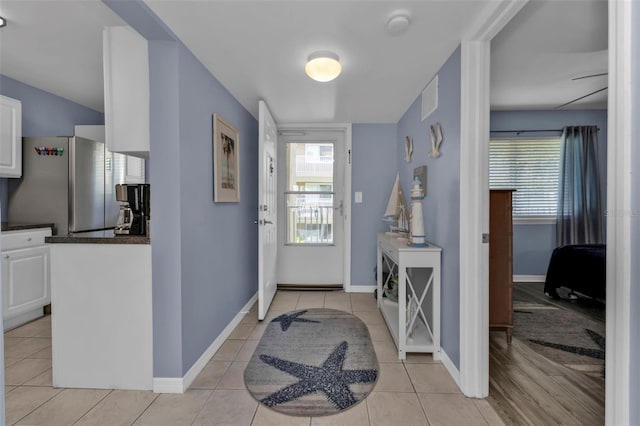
[
  {"left": 0, "top": 0, "right": 126, "bottom": 112},
  {"left": 0, "top": 0, "right": 608, "bottom": 123}
]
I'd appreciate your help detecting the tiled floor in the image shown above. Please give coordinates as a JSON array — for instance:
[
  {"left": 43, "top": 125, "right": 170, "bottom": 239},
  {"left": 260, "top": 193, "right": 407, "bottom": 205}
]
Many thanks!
[{"left": 4, "top": 291, "right": 505, "bottom": 425}]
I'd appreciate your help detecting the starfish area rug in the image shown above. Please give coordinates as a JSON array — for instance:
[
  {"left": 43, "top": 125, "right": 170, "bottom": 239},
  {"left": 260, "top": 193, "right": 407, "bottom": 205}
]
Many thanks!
[
  {"left": 512, "top": 301, "right": 605, "bottom": 377},
  {"left": 243, "top": 308, "right": 379, "bottom": 416}
]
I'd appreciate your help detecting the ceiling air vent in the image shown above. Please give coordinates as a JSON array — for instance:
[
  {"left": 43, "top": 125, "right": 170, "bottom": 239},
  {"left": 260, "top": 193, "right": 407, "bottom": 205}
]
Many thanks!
[{"left": 421, "top": 75, "right": 438, "bottom": 121}]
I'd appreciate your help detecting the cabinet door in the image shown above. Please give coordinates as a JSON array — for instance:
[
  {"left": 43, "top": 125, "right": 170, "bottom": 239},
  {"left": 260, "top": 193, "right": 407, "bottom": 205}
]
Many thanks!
[
  {"left": 103, "top": 26, "right": 150, "bottom": 156},
  {"left": 2, "top": 246, "right": 50, "bottom": 320},
  {"left": 0, "top": 95, "right": 22, "bottom": 177}
]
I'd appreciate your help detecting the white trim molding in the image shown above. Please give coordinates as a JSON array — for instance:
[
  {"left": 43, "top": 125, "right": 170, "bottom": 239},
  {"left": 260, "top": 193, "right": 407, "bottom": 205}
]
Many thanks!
[
  {"left": 440, "top": 348, "right": 461, "bottom": 389},
  {"left": 513, "top": 275, "right": 545, "bottom": 283},
  {"left": 347, "top": 285, "right": 376, "bottom": 294},
  {"left": 606, "top": 0, "right": 632, "bottom": 424},
  {"left": 458, "top": 0, "right": 528, "bottom": 399},
  {"left": 152, "top": 293, "right": 258, "bottom": 393}
]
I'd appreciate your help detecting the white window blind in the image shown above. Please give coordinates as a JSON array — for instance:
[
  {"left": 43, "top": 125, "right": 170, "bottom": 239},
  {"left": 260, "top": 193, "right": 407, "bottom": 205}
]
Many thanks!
[{"left": 489, "top": 138, "right": 562, "bottom": 217}]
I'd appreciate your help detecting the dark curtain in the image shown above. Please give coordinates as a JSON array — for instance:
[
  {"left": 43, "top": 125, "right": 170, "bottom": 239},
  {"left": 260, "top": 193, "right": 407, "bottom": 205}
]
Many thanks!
[{"left": 556, "top": 125, "right": 604, "bottom": 246}]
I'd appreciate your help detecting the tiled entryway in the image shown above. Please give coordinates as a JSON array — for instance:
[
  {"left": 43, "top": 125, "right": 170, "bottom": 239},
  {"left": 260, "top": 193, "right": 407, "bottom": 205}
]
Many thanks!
[{"left": 4, "top": 291, "right": 505, "bottom": 425}]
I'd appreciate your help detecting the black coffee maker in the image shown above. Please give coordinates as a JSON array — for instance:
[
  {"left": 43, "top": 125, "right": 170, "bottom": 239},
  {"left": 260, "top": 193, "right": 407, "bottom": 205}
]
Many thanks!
[{"left": 125, "top": 184, "right": 150, "bottom": 235}]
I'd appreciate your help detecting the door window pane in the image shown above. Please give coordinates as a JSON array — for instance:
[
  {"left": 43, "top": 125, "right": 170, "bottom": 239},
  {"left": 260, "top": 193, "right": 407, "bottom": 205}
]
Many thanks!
[{"left": 285, "top": 142, "right": 334, "bottom": 244}]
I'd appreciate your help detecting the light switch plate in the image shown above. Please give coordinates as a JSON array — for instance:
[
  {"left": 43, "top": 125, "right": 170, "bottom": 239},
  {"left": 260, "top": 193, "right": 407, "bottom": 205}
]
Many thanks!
[{"left": 355, "top": 192, "right": 363, "bottom": 203}]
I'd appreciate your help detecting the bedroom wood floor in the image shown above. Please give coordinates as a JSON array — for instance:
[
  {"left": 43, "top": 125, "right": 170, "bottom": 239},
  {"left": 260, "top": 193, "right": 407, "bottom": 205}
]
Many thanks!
[{"left": 487, "top": 284, "right": 605, "bottom": 425}]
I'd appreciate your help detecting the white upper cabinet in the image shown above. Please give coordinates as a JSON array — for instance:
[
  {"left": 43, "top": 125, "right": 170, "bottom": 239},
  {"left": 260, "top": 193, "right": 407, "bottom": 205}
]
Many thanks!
[
  {"left": 0, "top": 95, "right": 22, "bottom": 178},
  {"left": 103, "top": 26, "right": 150, "bottom": 158}
]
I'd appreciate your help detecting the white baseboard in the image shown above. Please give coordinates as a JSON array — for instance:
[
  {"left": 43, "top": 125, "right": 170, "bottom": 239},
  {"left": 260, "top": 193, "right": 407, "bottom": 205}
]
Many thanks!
[
  {"left": 513, "top": 275, "right": 545, "bottom": 283},
  {"left": 440, "top": 348, "right": 461, "bottom": 389},
  {"left": 347, "top": 285, "right": 376, "bottom": 293},
  {"left": 152, "top": 292, "right": 258, "bottom": 394}
]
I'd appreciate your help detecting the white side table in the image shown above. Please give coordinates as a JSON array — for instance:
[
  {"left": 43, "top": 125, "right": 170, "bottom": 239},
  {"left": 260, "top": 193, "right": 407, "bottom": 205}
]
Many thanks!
[{"left": 376, "top": 232, "right": 441, "bottom": 360}]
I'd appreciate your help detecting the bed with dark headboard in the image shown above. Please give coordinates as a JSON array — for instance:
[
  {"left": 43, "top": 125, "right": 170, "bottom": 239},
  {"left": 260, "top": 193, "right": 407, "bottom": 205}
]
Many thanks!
[{"left": 543, "top": 244, "right": 606, "bottom": 300}]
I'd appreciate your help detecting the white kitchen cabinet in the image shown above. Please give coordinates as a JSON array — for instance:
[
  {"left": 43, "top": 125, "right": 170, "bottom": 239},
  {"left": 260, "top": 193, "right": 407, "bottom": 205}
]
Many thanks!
[
  {"left": 103, "top": 26, "right": 150, "bottom": 158},
  {"left": 0, "top": 95, "right": 22, "bottom": 177},
  {"left": 2, "top": 228, "right": 52, "bottom": 331}
]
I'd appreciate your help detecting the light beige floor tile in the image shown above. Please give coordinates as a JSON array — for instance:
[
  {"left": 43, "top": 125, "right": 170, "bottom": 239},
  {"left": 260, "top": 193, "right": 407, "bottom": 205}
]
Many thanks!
[
  {"left": 269, "top": 303, "right": 299, "bottom": 315},
  {"left": 75, "top": 390, "right": 157, "bottom": 426},
  {"left": 403, "top": 353, "right": 438, "bottom": 364},
  {"left": 371, "top": 339, "right": 402, "bottom": 363},
  {"left": 191, "top": 360, "right": 231, "bottom": 389},
  {"left": 5, "top": 386, "right": 61, "bottom": 425},
  {"left": 235, "top": 339, "right": 259, "bottom": 362},
  {"left": 6, "top": 385, "right": 18, "bottom": 393},
  {"left": 213, "top": 339, "right": 245, "bottom": 361},
  {"left": 23, "top": 368, "right": 52, "bottom": 387},
  {"left": 251, "top": 404, "right": 311, "bottom": 426},
  {"left": 217, "top": 361, "right": 249, "bottom": 389},
  {"left": 310, "top": 400, "right": 369, "bottom": 426},
  {"left": 323, "top": 301, "right": 352, "bottom": 313},
  {"left": 352, "top": 310, "right": 385, "bottom": 326},
  {"left": 296, "top": 292, "right": 325, "bottom": 309},
  {"left": 366, "top": 324, "right": 393, "bottom": 342},
  {"left": 4, "top": 337, "right": 51, "bottom": 359},
  {"left": 248, "top": 323, "right": 269, "bottom": 340},
  {"left": 16, "top": 388, "right": 110, "bottom": 425},
  {"left": 133, "top": 389, "right": 212, "bottom": 426},
  {"left": 5, "top": 358, "right": 52, "bottom": 385},
  {"left": 366, "top": 392, "right": 428, "bottom": 426},
  {"left": 27, "top": 346, "right": 52, "bottom": 359},
  {"left": 229, "top": 324, "right": 258, "bottom": 340},
  {"left": 473, "top": 399, "right": 507, "bottom": 426},
  {"left": 419, "top": 393, "right": 489, "bottom": 425},
  {"left": 350, "top": 294, "right": 378, "bottom": 312},
  {"left": 324, "top": 293, "right": 352, "bottom": 312},
  {"left": 374, "top": 363, "right": 414, "bottom": 392},
  {"left": 405, "top": 363, "right": 461, "bottom": 394},
  {"left": 240, "top": 313, "right": 260, "bottom": 326},
  {"left": 193, "top": 389, "right": 258, "bottom": 426},
  {"left": 273, "top": 291, "right": 301, "bottom": 304}
]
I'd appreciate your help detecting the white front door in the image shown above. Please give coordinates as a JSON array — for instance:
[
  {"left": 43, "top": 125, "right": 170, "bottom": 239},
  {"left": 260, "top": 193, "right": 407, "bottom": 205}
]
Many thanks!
[
  {"left": 258, "top": 101, "right": 278, "bottom": 320},
  {"left": 277, "top": 129, "right": 345, "bottom": 286}
]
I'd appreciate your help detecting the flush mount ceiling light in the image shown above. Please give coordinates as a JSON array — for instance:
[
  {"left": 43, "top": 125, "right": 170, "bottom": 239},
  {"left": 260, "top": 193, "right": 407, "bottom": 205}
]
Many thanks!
[
  {"left": 0, "top": 16, "right": 6, "bottom": 28},
  {"left": 386, "top": 10, "right": 411, "bottom": 36},
  {"left": 305, "top": 51, "right": 342, "bottom": 82}
]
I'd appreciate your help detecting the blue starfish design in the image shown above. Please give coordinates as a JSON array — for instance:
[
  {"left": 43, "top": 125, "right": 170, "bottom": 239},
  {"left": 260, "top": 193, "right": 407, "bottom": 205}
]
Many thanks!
[
  {"left": 529, "top": 328, "right": 605, "bottom": 359},
  {"left": 272, "top": 310, "right": 320, "bottom": 331},
  {"left": 259, "top": 341, "right": 378, "bottom": 410}
]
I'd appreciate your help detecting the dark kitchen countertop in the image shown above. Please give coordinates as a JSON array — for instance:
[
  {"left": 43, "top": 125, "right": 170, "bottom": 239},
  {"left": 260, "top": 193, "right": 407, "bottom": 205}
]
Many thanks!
[
  {"left": 45, "top": 229, "right": 150, "bottom": 245},
  {"left": 1, "top": 222, "right": 55, "bottom": 232}
]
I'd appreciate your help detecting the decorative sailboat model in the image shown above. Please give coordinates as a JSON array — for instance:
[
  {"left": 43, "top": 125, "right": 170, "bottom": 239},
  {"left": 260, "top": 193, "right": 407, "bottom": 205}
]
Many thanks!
[{"left": 382, "top": 173, "right": 410, "bottom": 238}]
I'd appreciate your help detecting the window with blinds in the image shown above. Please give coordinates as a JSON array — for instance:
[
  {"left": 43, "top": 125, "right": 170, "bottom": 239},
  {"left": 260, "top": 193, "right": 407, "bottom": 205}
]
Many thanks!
[{"left": 489, "top": 138, "right": 562, "bottom": 218}]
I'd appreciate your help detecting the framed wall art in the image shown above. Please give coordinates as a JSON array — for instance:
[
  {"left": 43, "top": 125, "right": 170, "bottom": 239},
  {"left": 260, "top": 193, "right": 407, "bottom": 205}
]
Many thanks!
[{"left": 213, "top": 113, "right": 240, "bottom": 202}]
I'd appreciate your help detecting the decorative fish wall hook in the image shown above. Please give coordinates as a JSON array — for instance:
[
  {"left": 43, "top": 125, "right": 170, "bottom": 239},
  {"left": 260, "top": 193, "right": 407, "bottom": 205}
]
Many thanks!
[
  {"left": 404, "top": 136, "right": 413, "bottom": 163},
  {"left": 428, "top": 122, "right": 443, "bottom": 158}
]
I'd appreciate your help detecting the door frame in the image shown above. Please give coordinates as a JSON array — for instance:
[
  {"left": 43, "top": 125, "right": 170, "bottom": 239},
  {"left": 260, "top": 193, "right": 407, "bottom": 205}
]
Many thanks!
[
  {"left": 460, "top": 1, "right": 632, "bottom": 424},
  {"left": 278, "top": 123, "right": 352, "bottom": 291}
]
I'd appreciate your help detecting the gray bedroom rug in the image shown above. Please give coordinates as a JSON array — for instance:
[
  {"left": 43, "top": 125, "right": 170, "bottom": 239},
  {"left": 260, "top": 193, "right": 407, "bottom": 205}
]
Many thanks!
[
  {"left": 243, "top": 308, "right": 379, "bottom": 417},
  {"left": 513, "top": 301, "right": 605, "bottom": 377}
]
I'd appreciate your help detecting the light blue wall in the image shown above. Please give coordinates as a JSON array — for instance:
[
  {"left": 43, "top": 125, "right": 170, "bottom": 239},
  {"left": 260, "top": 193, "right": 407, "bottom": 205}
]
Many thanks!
[
  {"left": 350, "top": 123, "right": 398, "bottom": 286},
  {"left": 0, "top": 75, "right": 104, "bottom": 221},
  {"left": 177, "top": 45, "right": 258, "bottom": 373},
  {"left": 398, "top": 46, "right": 461, "bottom": 368},
  {"left": 630, "top": 0, "right": 639, "bottom": 421},
  {"left": 104, "top": 0, "right": 259, "bottom": 377},
  {"left": 490, "top": 110, "right": 608, "bottom": 276}
]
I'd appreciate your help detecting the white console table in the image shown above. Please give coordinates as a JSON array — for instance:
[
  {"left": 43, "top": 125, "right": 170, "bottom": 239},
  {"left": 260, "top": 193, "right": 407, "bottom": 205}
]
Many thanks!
[{"left": 376, "top": 232, "right": 441, "bottom": 360}]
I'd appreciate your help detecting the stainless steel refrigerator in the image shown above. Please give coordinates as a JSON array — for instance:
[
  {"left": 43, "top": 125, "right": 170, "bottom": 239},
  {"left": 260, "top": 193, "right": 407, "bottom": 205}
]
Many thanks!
[{"left": 8, "top": 137, "right": 127, "bottom": 235}]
